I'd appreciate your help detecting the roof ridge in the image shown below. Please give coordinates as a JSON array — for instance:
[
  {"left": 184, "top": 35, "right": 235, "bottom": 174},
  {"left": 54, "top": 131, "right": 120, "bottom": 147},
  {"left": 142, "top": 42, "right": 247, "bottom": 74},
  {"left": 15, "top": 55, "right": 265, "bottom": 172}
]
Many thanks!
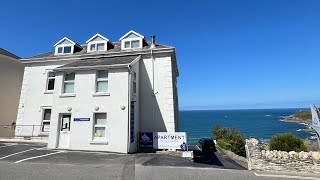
[{"left": 0, "top": 48, "right": 21, "bottom": 59}]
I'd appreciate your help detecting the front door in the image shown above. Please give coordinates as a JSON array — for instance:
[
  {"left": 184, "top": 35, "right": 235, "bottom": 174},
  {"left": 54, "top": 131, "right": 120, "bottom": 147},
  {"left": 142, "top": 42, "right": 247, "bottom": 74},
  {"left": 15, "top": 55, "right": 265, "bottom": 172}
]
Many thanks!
[{"left": 58, "top": 114, "right": 71, "bottom": 149}]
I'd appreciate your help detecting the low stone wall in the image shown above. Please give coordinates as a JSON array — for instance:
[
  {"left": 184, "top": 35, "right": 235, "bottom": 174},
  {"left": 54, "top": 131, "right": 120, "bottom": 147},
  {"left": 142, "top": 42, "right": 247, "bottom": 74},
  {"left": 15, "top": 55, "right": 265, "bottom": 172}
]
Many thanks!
[{"left": 246, "top": 138, "right": 320, "bottom": 173}]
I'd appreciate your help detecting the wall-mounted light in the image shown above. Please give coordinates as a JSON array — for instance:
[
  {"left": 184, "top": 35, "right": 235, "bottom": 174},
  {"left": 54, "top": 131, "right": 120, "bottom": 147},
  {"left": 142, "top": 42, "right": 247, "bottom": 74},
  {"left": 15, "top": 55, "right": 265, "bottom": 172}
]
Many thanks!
[
  {"left": 94, "top": 106, "right": 99, "bottom": 111},
  {"left": 67, "top": 107, "right": 72, "bottom": 112},
  {"left": 120, "top": 105, "right": 126, "bottom": 110}
]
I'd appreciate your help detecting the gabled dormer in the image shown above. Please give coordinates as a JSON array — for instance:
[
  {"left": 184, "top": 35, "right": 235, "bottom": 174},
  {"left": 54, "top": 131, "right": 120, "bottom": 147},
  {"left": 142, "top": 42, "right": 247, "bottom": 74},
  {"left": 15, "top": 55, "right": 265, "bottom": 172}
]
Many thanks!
[
  {"left": 119, "top": 30, "right": 147, "bottom": 50},
  {"left": 54, "top": 37, "right": 82, "bottom": 56},
  {"left": 86, "top": 33, "right": 114, "bottom": 53}
]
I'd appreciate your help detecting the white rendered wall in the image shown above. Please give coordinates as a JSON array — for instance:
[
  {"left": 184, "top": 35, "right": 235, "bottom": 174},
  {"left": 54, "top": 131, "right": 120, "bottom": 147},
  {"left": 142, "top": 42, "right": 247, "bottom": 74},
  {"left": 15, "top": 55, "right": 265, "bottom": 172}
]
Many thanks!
[
  {"left": 47, "top": 69, "right": 130, "bottom": 153},
  {"left": 0, "top": 55, "right": 24, "bottom": 137},
  {"left": 15, "top": 61, "right": 69, "bottom": 138},
  {"left": 139, "top": 53, "right": 178, "bottom": 133}
]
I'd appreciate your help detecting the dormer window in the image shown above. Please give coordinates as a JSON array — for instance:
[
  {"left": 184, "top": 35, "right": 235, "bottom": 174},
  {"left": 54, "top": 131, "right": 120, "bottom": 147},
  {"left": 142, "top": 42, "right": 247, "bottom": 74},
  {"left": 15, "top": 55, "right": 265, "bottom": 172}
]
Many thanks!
[
  {"left": 54, "top": 37, "right": 82, "bottom": 56},
  {"left": 86, "top": 33, "right": 113, "bottom": 53},
  {"left": 120, "top": 30, "right": 146, "bottom": 50}
]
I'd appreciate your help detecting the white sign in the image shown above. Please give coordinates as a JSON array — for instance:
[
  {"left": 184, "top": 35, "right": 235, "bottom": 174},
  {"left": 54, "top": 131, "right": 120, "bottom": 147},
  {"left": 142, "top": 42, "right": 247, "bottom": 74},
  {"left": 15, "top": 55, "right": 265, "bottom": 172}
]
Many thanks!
[{"left": 153, "top": 132, "right": 187, "bottom": 150}]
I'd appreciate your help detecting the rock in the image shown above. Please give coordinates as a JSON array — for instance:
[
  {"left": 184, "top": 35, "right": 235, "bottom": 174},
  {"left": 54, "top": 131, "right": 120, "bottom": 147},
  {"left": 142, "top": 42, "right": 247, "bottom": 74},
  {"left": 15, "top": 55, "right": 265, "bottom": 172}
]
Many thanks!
[
  {"left": 289, "top": 151, "right": 297, "bottom": 159},
  {"left": 312, "top": 152, "right": 320, "bottom": 160}
]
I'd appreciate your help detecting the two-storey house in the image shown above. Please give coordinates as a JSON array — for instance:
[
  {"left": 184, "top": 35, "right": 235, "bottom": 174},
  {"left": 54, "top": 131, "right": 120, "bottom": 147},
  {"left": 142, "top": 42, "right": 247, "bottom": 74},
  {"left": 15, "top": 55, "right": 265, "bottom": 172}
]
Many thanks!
[{"left": 15, "top": 30, "right": 179, "bottom": 153}]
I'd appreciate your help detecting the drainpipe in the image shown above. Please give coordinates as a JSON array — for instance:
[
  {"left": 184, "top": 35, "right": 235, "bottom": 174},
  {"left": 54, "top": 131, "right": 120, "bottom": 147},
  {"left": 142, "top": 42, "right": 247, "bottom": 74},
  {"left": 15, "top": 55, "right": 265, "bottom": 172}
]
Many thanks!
[{"left": 150, "top": 35, "right": 156, "bottom": 132}]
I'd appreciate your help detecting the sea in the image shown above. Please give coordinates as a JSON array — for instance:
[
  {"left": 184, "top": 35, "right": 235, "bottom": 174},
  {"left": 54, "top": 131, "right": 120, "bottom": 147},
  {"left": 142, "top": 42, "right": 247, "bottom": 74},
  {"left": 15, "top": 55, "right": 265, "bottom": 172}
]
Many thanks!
[{"left": 180, "top": 108, "right": 314, "bottom": 145}]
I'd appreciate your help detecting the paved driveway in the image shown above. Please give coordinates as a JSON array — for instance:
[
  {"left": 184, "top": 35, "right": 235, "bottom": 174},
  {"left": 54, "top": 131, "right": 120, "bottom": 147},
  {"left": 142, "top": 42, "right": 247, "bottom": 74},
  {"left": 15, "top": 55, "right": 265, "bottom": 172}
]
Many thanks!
[{"left": 1, "top": 142, "right": 314, "bottom": 179}]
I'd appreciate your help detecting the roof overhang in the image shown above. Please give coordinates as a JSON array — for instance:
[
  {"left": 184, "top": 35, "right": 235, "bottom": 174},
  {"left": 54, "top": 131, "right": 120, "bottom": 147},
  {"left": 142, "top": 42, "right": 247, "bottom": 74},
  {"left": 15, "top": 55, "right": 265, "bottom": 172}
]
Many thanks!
[
  {"left": 86, "top": 33, "right": 110, "bottom": 43},
  {"left": 119, "top": 30, "right": 145, "bottom": 41}
]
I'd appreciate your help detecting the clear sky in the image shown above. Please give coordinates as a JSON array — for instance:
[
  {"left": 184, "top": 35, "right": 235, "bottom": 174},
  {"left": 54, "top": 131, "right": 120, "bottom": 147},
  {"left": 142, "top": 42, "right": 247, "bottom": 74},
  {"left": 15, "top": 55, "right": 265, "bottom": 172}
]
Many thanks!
[{"left": 1, "top": 0, "right": 319, "bottom": 110}]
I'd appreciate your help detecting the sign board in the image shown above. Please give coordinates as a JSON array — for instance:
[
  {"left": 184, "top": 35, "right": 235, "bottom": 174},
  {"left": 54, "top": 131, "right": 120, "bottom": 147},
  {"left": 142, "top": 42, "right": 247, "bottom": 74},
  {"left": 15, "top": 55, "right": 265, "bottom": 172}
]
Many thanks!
[
  {"left": 130, "top": 101, "right": 135, "bottom": 143},
  {"left": 74, "top": 118, "right": 90, "bottom": 121},
  {"left": 139, "top": 133, "right": 153, "bottom": 149},
  {"left": 153, "top": 132, "right": 187, "bottom": 150}
]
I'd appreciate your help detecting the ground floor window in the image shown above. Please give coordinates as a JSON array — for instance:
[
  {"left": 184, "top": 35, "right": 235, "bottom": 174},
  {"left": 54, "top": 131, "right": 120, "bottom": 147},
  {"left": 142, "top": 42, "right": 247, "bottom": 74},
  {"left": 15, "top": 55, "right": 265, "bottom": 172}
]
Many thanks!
[
  {"left": 42, "top": 109, "right": 51, "bottom": 132},
  {"left": 93, "top": 113, "right": 107, "bottom": 139}
]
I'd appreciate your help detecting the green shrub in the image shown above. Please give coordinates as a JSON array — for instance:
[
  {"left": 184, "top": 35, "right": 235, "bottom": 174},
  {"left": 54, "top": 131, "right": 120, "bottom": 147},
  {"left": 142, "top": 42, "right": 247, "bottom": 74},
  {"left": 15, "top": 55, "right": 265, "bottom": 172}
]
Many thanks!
[
  {"left": 269, "top": 133, "right": 307, "bottom": 152},
  {"left": 212, "top": 124, "right": 246, "bottom": 157}
]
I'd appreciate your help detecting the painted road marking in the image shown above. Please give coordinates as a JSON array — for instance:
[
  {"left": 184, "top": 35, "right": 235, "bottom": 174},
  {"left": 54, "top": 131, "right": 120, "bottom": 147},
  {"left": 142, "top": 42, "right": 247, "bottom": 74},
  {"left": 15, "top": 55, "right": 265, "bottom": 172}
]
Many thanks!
[
  {"left": 0, "top": 144, "right": 17, "bottom": 149},
  {"left": 15, "top": 151, "right": 64, "bottom": 164},
  {"left": 0, "top": 148, "right": 42, "bottom": 160},
  {"left": 254, "top": 172, "right": 320, "bottom": 180}
]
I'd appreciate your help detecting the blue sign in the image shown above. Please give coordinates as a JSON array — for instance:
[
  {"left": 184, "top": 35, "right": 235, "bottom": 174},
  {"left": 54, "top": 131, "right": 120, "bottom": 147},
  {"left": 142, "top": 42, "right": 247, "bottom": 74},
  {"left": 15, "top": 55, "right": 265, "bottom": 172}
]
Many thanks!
[
  {"left": 130, "top": 101, "right": 135, "bottom": 143},
  {"left": 139, "top": 133, "right": 153, "bottom": 149},
  {"left": 74, "top": 118, "right": 90, "bottom": 121}
]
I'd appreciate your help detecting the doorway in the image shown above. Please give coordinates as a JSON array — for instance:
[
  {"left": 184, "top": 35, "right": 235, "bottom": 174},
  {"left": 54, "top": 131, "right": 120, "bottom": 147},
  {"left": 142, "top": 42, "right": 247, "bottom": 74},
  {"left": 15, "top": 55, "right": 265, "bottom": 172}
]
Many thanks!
[{"left": 58, "top": 114, "right": 71, "bottom": 149}]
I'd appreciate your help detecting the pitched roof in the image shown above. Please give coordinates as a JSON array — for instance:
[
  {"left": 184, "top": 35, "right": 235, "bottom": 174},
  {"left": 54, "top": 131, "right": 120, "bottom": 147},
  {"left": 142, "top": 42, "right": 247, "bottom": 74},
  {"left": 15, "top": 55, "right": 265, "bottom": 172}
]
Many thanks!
[
  {"left": 0, "top": 48, "right": 20, "bottom": 59},
  {"left": 54, "top": 55, "right": 140, "bottom": 71},
  {"left": 25, "top": 42, "right": 171, "bottom": 59}
]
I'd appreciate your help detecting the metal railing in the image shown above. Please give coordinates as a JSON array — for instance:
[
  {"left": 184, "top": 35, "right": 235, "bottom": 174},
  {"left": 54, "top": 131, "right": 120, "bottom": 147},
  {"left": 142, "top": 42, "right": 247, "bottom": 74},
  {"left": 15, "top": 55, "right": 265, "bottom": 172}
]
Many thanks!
[{"left": 0, "top": 125, "right": 48, "bottom": 140}]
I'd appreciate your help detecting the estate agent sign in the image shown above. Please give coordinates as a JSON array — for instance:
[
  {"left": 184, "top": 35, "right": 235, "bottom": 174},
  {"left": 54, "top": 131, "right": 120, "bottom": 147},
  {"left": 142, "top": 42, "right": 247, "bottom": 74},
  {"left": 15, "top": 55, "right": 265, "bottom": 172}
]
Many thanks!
[{"left": 139, "top": 132, "right": 188, "bottom": 150}]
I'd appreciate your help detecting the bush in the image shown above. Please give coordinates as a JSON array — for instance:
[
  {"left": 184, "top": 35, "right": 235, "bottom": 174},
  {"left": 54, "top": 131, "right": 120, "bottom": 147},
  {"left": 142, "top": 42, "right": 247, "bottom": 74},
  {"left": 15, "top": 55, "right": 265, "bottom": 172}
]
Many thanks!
[
  {"left": 212, "top": 125, "right": 246, "bottom": 157},
  {"left": 269, "top": 133, "right": 307, "bottom": 152}
]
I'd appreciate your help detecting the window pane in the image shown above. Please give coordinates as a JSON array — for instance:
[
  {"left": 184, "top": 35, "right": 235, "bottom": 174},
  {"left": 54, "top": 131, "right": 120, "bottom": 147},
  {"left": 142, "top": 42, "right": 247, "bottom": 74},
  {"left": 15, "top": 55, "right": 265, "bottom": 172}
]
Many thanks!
[
  {"left": 47, "top": 79, "right": 55, "bottom": 90},
  {"left": 48, "top": 72, "right": 55, "bottom": 77},
  {"left": 90, "top": 44, "right": 96, "bottom": 51},
  {"left": 97, "top": 43, "right": 105, "bottom": 51},
  {"left": 97, "top": 70, "right": 108, "bottom": 79},
  {"left": 42, "top": 123, "right": 50, "bottom": 132},
  {"left": 64, "top": 82, "right": 74, "bottom": 93},
  {"left": 125, "top": 41, "right": 130, "bottom": 48},
  {"left": 133, "top": 81, "right": 136, "bottom": 94},
  {"left": 58, "top": 47, "right": 63, "bottom": 53},
  {"left": 131, "top": 40, "right": 140, "bottom": 48},
  {"left": 94, "top": 127, "right": 105, "bottom": 137},
  {"left": 64, "top": 46, "right": 71, "bottom": 53},
  {"left": 65, "top": 73, "right": 75, "bottom": 81},
  {"left": 95, "top": 113, "right": 106, "bottom": 125},
  {"left": 44, "top": 109, "right": 51, "bottom": 120},
  {"left": 97, "top": 81, "right": 108, "bottom": 92}
]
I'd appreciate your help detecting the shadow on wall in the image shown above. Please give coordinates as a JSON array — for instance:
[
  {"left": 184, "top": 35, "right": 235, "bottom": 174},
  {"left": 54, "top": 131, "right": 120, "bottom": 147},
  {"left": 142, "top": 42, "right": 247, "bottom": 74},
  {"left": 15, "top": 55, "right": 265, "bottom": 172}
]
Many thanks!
[{"left": 139, "top": 58, "right": 167, "bottom": 132}]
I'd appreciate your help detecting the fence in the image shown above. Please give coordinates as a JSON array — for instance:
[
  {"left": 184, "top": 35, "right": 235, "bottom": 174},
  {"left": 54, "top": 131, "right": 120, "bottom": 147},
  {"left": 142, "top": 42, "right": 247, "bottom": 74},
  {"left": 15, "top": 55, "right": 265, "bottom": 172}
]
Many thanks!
[{"left": 0, "top": 125, "right": 48, "bottom": 140}]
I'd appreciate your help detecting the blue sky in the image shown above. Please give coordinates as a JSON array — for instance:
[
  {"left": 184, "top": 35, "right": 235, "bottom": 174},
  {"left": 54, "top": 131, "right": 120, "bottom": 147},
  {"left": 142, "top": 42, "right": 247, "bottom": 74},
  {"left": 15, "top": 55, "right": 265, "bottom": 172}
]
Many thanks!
[{"left": 1, "top": 0, "right": 319, "bottom": 110}]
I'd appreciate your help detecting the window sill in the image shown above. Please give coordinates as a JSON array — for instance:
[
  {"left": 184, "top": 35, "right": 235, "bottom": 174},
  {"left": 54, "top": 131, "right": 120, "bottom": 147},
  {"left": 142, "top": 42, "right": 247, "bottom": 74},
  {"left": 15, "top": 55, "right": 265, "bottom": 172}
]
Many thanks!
[
  {"left": 59, "top": 93, "right": 76, "bottom": 98},
  {"left": 89, "top": 140, "right": 108, "bottom": 145},
  {"left": 44, "top": 91, "right": 54, "bottom": 94},
  {"left": 39, "top": 132, "right": 49, "bottom": 136},
  {"left": 92, "top": 92, "right": 110, "bottom": 97}
]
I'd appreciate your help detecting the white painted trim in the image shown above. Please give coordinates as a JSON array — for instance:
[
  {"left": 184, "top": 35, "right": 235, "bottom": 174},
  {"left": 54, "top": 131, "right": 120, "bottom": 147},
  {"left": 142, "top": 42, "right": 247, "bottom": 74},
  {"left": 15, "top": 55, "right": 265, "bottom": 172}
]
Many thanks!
[
  {"left": 55, "top": 64, "right": 129, "bottom": 71},
  {"left": 92, "top": 92, "right": 110, "bottom": 97},
  {"left": 119, "top": 30, "right": 145, "bottom": 41},
  {"left": 55, "top": 44, "right": 74, "bottom": 56},
  {"left": 54, "top": 37, "right": 76, "bottom": 47},
  {"left": 87, "top": 41, "right": 108, "bottom": 53},
  {"left": 121, "top": 38, "right": 143, "bottom": 50},
  {"left": 86, "top": 33, "right": 109, "bottom": 43}
]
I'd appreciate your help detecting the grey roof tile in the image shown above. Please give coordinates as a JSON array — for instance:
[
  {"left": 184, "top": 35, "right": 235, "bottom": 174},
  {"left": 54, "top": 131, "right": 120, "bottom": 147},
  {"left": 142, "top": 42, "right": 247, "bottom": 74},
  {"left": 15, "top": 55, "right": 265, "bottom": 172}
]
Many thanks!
[
  {"left": 25, "top": 42, "right": 171, "bottom": 59},
  {"left": 55, "top": 55, "right": 140, "bottom": 70},
  {"left": 0, "top": 48, "right": 20, "bottom": 59}
]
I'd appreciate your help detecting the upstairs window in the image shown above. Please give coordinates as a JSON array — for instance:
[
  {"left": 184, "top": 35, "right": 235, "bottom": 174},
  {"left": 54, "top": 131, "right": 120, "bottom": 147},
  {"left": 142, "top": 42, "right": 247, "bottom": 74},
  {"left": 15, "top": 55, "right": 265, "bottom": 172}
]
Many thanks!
[
  {"left": 63, "top": 72, "right": 75, "bottom": 94},
  {"left": 46, "top": 72, "right": 55, "bottom": 91},
  {"left": 57, "top": 46, "right": 72, "bottom": 54},
  {"left": 89, "top": 43, "right": 105, "bottom": 52},
  {"left": 54, "top": 37, "right": 80, "bottom": 55},
  {"left": 96, "top": 70, "right": 108, "bottom": 93},
  {"left": 120, "top": 30, "right": 145, "bottom": 50},
  {"left": 86, "top": 34, "right": 111, "bottom": 53}
]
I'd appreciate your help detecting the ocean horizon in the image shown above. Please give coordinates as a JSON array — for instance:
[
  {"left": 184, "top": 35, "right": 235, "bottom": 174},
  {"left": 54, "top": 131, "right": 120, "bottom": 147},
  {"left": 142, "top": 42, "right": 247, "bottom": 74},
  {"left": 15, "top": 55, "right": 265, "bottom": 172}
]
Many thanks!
[{"left": 179, "top": 108, "right": 312, "bottom": 145}]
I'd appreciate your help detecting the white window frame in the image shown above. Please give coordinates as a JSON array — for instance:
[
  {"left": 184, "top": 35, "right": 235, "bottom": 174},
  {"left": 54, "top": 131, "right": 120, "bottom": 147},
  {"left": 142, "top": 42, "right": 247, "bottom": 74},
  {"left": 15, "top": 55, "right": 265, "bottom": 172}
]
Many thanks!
[
  {"left": 55, "top": 44, "right": 74, "bottom": 55},
  {"left": 46, "top": 71, "right": 55, "bottom": 92},
  {"left": 87, "top": 41, "right": 107, "bottom": 53},
  {"left": 95, "top": 70, "right": 109, "bottom": 93},
  {"left": 41, "top": 108, "right": 51, "bottom": 132},
  {"left": 93, "top": 113, "right": 107, "bottom": 140},
  {"left": 62, "top": 72, "right": 75, "bottom": 94},
  {"left": 121, "top": 38, "right": 143, "bottom": 50}
]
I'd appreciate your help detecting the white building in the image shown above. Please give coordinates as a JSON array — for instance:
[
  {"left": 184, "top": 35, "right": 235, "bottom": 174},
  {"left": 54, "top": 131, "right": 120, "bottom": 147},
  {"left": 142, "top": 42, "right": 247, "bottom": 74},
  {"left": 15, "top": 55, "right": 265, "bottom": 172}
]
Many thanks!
[
  {"left": 16, "top": 30, "right": 179, "bottom": 153},
  {"left": 0, "top": 48, "right": 24, "bottom": 137}
]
